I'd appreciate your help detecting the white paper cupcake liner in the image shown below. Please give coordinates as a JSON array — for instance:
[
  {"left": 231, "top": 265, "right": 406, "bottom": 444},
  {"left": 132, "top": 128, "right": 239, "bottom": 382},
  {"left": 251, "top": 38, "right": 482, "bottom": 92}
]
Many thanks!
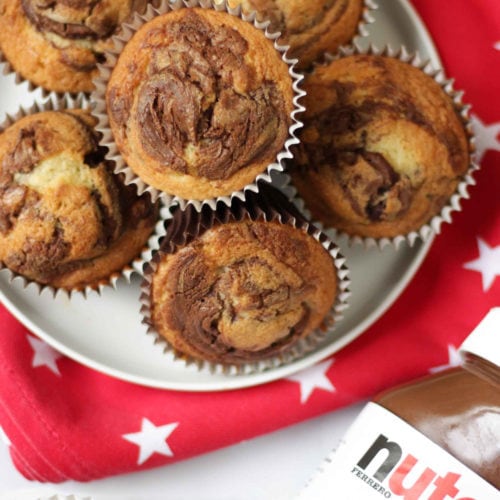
[
  {"left": 0, "top": 51, "right": 53, "bottom": 98},
  {"left": 287, "top": 43, "right": 479, "bottom": 251},
  {"left": 0, "top": 94, "right": 165, "bottom": 298},
  {"left": 358, "top": 0, "right": 378, "bottom": 39},
  {"left": 92, "top": 0, "right": 306, "bottom": 213},
  {"left": 139, "top": 187, "right": 351, "bottom": 375}
]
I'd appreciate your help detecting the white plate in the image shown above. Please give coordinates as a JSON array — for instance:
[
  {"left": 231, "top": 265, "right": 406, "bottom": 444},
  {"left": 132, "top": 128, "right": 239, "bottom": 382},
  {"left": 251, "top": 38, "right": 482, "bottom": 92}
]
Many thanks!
[{"left": 0, "top": 0, "right": 440, "bottom": 391}]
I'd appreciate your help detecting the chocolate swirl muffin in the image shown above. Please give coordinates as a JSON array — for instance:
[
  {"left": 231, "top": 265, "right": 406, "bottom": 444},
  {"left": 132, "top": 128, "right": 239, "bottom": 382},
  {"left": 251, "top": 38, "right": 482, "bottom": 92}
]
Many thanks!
[
  {"left": 227, "top": 0, "right": 364, "bottom": 69},
  {"left": 0, "top": 108, "right": 157, "bottom": 290},
  {"left": 290, "top": 54, "right": 470, "bottom": 239},
  {"left": 105, "top": 7, "right": 294, "bottom": 200},
  {"left": 145, "top": 198, "right": 338, "bottom": 365},
  {"left": 0, "top": 0, "right": 145, "bottom": 93}
]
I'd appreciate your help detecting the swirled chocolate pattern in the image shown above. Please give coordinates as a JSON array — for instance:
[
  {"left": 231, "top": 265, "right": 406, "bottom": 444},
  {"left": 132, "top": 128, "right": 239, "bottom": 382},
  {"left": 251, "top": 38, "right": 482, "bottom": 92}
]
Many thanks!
[
  {"left": 290, "top": 54, "right": 470, "bottom": 239},
  {"left": 149, "top": 218, "right": 336, "bottom": 365},
  {"left": 0, "top": 109, "right": 157, "bottom": 289},
  {"left": 227, "top": 0, "right": 363, "bottom": 69},
  {"left": 106, "top": 8, "right": 293, "bottom": 200},
  {"left": 0, "top": 0, "right": 144, "bottom": 92}
]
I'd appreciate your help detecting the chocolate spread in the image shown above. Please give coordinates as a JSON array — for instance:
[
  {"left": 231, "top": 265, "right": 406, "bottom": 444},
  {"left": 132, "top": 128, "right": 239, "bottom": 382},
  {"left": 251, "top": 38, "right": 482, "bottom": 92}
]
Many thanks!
[{"left": 375, "top": 368, "right": 500, "bottom": 488}]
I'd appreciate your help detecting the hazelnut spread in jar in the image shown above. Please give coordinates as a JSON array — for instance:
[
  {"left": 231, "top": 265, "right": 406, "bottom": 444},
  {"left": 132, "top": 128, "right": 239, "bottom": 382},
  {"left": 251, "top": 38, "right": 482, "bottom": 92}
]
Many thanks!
[{"left": 297, "top": 308, "right": 500, "bottom": 499}]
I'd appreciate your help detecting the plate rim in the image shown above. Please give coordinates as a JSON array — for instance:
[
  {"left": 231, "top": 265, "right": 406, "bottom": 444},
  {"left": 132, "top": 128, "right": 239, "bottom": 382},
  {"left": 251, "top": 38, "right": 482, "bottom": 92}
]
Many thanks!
[{"left": 0, "top": 0, "right": 442, "bottom": 392}]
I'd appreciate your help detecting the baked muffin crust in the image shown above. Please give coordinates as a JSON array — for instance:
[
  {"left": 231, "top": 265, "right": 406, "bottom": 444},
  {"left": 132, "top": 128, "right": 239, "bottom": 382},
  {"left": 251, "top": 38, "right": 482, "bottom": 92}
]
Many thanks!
[
  {"left": 228, "top": 0, "right": 364, "bottom": 69},
  {"left": 290, "top": 54, "right": 470, "bottom": 238},
  {"left": 149, "top": 218, "right": 337, "bottom": 364},
  {"left": 106, "top": 7, "right": 294, "bottom": 200},
  {"left": 0, "top": 0, "right": 145, "bottom": 93},
  {"left": 0, "top": 109, "right": 157, "bottom": 289}
]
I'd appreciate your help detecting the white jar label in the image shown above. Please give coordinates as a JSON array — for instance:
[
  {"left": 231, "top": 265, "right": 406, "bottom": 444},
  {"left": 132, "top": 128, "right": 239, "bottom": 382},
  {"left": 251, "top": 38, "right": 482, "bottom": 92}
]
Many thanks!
[{"left": 297, "top": 402, "right": 499, "bottom": 499}]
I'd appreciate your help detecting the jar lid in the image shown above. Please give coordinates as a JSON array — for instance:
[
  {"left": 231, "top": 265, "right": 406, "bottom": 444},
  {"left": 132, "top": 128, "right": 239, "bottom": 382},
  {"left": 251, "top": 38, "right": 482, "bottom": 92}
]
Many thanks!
[{"left": 459, "top": 308, "right": 500, "bottom": 386}]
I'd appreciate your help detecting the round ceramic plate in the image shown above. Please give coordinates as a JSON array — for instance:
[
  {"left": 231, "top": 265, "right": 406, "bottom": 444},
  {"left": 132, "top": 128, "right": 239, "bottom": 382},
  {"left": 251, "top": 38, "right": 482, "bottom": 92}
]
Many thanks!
[{"left": 0, "top": 0, "right": 440, "bottom": 391}]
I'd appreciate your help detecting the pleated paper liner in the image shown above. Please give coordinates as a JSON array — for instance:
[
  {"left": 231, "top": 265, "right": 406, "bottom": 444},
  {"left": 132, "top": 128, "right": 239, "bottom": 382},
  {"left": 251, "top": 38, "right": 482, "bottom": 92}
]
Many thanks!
[
  {"left": 92, "top": 0, "right": 306, "bottom": 212},
  {"left": 0, "top": 93, "right": 165, "bottom": 299},
  {"left": 286, "top": 44, "right": 479, "bottom": 251},
  {"left": 140, "top": 184, "right": 351, "bottom": 375}
]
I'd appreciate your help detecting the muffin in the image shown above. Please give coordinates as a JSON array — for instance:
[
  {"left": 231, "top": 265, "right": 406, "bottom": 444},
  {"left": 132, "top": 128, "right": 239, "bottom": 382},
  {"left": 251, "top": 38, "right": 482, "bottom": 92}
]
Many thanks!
[
  {"left": 289, "top": 53, "right": 471, "bottom": 239},
  {"left": 0, "top": 0, "right": 146, "bottom": 93},
  {"left": 143, "top": 190, "right": 342, "bottom": 366},
  {"left": 227, "top": 0, "right": 365, "bottom": 69},
  {"left": 0, "top": 108, "right": 157, "bottom": 290},
  {"left": 103, "top": 7, "right": 295, "bottom": 201}
]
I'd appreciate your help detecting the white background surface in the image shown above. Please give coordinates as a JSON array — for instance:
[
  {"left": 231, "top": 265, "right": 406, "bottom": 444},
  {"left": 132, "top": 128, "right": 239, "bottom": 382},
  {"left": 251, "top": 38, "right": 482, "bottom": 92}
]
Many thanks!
[{"left": 0, "top": 0, "right": 441, "bottom": 498}]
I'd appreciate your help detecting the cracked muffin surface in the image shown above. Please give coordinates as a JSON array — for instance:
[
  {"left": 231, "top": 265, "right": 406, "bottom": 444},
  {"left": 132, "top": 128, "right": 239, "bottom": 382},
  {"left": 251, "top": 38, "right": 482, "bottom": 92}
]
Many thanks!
[
  {"left": 290, "top": 54, "right": 470, "bottom": 239},
  {"left": 227, "top": 0, "right": 364, "bottom": 69},
  {"left": 148, "top": 216, "right": 337, "bottom": 365},
  {"left": 106, "top": 7, "right": 294, "bottom": 200},
  {"left": 0, "top": 108, "right": 157, "bottom": 289},
  {"left": 0, "top": 0, "right": 145, "bottom": 93}
]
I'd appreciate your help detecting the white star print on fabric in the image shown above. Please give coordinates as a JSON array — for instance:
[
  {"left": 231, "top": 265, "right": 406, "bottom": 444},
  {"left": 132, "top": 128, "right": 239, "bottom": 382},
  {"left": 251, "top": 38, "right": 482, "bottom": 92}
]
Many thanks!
[
  {"left": 286, "top": 359, "right": 336, "bottom": 404},
  {"left": 122, "top": 418, "right": 178, "bottom": 466},
  {"left": 494, "top": 41, "right": 500, "bottom": 51},
  {"left": 27, "top": 335, "right": 63, "bottom": 376},
  {"left": 463, "top": 238, "right": 500, "bottom": 292},
  {"left": 429, "top": 345, "right": 462, "bottom": 374},
  {"left": 0, "top": 426, "right": 11, "bottom": 447},
  {"left": 471, "top": 114, "right": 500, "bottom": 163}
]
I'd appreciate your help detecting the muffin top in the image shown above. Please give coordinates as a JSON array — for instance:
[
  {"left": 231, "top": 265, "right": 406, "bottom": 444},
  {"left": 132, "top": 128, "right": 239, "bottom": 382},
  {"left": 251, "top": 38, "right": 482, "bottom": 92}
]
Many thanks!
[
  {"left": 0, "top": 0, "right": 145, "bottom": 92},
  {"left": 290, "top": 54, "right": 470, "bottom": 238},
  {"left": 0, "top": 108, "right": 155, "bottom": 288},
  {"left": 149, "top": 216, "right": 337, "bottom": 365},
  {"left": 105, "top": 7, "right": 294, "bottom": 200},
  {"left": 228, "top": 0, "right": 364, "bottom": 68}
]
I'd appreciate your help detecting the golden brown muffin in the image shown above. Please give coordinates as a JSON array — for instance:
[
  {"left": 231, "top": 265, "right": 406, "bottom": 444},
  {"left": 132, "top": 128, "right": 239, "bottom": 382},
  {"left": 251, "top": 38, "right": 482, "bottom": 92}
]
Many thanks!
[
  {"left": 290, "top": 54, "right": 470, "bottom": 239},
  {"left": 146, "top": 201, "right": 338, "bottom": 365},
  {"left": 105, "top": 7, "right": 294, "bottom": 200},
  {"left": 0, "top": 0, "right": 146, "bottom": 93},
  {"left": 0, "top": 108, "right": 157, "bottom": 290},
  {"left": 227, "top": 0, "right": 364, "bottom": 69}
]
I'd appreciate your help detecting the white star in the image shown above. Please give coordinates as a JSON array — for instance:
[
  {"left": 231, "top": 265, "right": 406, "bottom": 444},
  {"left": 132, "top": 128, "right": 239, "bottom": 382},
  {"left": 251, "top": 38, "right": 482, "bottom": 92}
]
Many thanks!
[
  {"left": 123, "top": 418, "right": 178, "bottom": 465},
  {"left": 0, "top": 426, "right": 11, "bottom": 447},
  {"left": 27, "top": 335, "right": 63, "bottom": 376},
  {"left": 494, "top": 41, "right": 500, "bottom": 51},
  {"left": 429, "top": 345, "right": 462, "bottom": 374},
  {"left": 471, "top": 114, "right": 500, "bottom": 163},
  {"left": 463, "top": 237, "right": 500, "bottom": 292},
  {"left": 286, "top": 359, "right": 336, "bottom": 404}
]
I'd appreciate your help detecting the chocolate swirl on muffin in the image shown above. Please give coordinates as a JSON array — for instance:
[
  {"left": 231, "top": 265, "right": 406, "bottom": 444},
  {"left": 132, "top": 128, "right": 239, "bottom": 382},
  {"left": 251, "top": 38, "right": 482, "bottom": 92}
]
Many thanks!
[
  {"left": 0, "top": 0, "right": 144, "bottom": 92},
  {"left": 146, "top": 199, "right": 338, "bottom": 365},
  {"left": 105, "top": 7, "right": 294, "bottom": 200},
  {"left": 290, "top": 54, "right": 470, "bottom": 239},
  {"left": 0, "top": 109, "right": 157, "bottom": 290},
  {"left": 228, "top": 0, "right": 364, "bottom": 69}
]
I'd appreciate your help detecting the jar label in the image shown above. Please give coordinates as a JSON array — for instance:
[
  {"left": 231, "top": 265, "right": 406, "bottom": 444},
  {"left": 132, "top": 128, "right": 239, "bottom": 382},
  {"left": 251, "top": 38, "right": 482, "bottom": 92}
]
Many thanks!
[{"left": 297, "top": 402, "right": 499, "bottom": 499}]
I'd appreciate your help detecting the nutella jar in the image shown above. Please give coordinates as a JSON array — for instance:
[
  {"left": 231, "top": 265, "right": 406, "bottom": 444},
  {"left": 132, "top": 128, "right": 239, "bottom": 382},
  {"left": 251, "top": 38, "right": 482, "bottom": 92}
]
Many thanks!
[{"left": 297, "top": 308, "right": 500, "bottom": 499}]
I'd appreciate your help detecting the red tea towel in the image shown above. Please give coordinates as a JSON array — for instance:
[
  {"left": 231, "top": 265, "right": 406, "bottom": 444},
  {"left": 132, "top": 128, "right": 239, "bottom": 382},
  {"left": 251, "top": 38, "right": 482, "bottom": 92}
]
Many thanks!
[{"left": 0, "top": 0, "right": 499, "bottom": 483}]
